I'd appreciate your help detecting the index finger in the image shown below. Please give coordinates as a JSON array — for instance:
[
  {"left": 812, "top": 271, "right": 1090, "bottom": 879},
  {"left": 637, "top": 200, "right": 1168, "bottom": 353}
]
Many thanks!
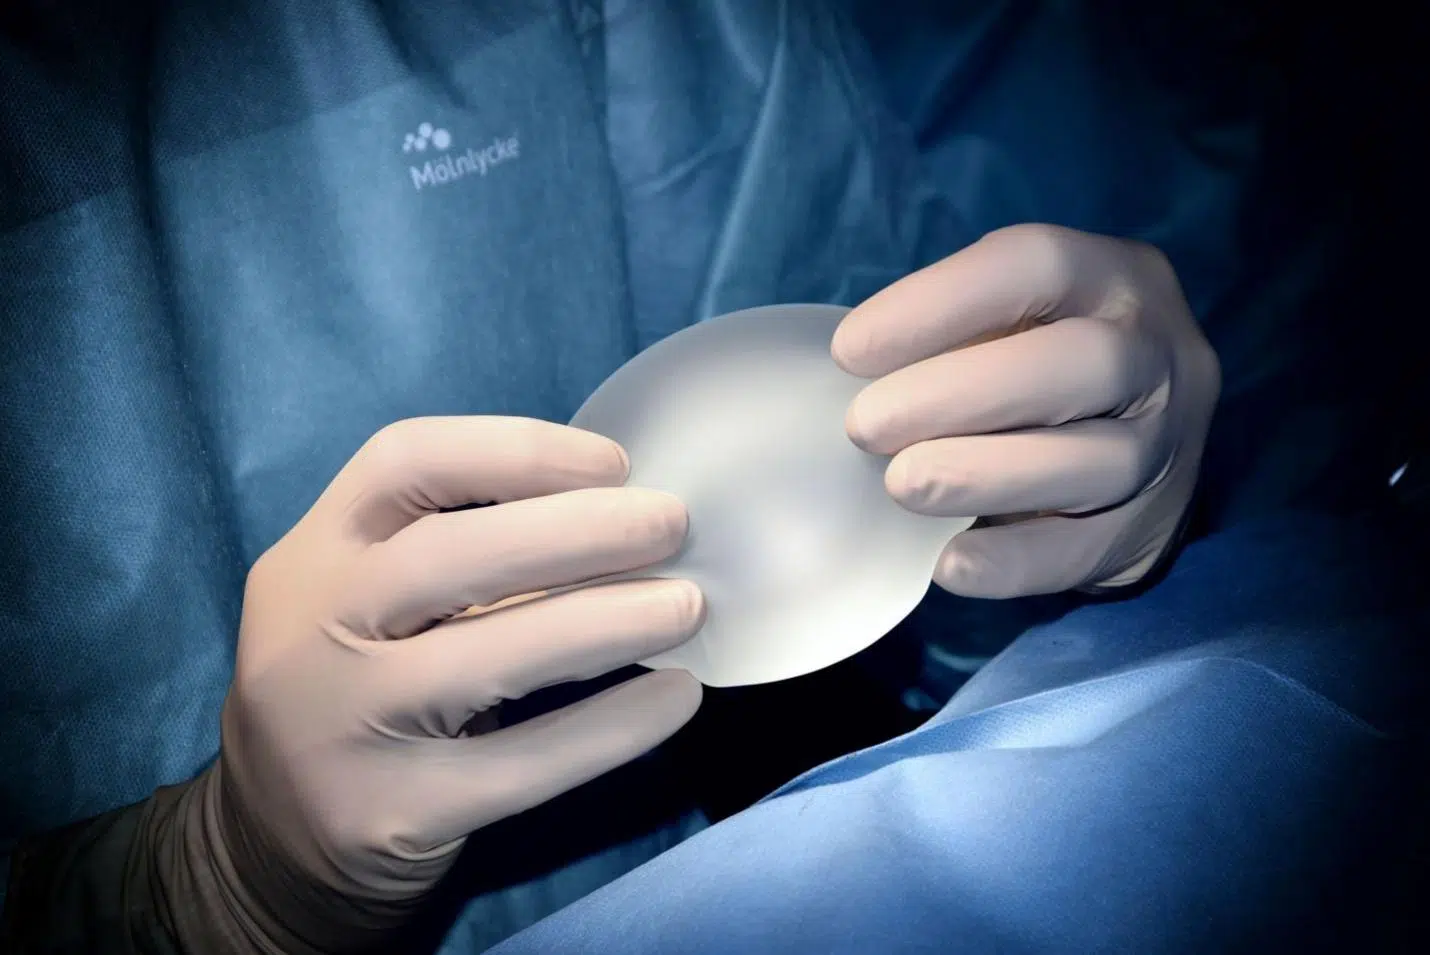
[
  {"left": 316, "top": 416, "right": 630, "bottom": 543},
  {"left": 831, "top": 224, "right": 1097, "bottom": 379}
]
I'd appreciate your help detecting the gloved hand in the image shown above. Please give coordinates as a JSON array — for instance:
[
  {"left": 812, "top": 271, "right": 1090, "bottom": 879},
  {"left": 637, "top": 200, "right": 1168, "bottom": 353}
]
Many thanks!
[
  {"left": 151, "top": 416, "right": 705, "bottom": 954},
  {"left": 832, "top": 224, "right": 1221, "bottom": 598}
]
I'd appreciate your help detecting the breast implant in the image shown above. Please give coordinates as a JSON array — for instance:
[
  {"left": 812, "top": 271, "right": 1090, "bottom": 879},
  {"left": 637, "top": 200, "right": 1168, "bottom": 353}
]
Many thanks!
[{"left": 570, "top": 304, "right": 974, "bottom": 687}]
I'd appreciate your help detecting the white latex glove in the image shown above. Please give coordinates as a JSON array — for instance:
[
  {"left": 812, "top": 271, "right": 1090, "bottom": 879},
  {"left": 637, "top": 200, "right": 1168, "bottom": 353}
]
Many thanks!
[
  {"left": 832, "top": 224, "right": 1221, "bottom": 598},
  {"left": 155, "top": 416, "right": 704, "bottom": 954}
]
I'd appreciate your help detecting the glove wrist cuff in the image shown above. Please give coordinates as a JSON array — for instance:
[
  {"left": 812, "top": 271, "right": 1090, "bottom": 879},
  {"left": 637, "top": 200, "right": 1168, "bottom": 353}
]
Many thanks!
[
  {"left": 150, "top": 762, "right": 418, "bottom": 955},
  {"left": 147, "top": 765, "right": 322, "bottom": 955},
  {"left": 144, "top": 767, "right": 267, "bottom": 954}
]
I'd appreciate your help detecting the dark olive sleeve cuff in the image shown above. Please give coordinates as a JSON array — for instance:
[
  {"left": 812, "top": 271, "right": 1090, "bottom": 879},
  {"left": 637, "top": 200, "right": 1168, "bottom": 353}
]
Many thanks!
[{"left": 1, "top": 795, "right": 182, "bottom": 955}]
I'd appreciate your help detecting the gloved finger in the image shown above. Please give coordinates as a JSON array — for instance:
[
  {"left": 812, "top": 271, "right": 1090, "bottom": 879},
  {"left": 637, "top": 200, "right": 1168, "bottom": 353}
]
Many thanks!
[
  {"left": 832, "top": 224, "right": 1113, "bottom": 378},
  {"left": 885, "top": 418, "right": 1166, "bottom": 518},
  {"left": 317, "top": 416, "right": 629, "bottom": 543},
  {"left": 933, "top": 508, "right": 1156, "bottom": 598},
  {"left": 846, "top": 317, "right": 1166, "bottom": 455},
  {"left": 381, "top": 578, "right": 705, "bottom": 737},
  {"left": 340, "top": 486, "right": 688, "bottom": 639},
  {"left": 418, "top": 668, "right": 702, "bottom": 844}
]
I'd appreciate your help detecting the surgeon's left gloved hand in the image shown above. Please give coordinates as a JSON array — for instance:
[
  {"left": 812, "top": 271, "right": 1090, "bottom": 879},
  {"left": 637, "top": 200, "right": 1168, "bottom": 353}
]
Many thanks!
[
  {"left": 2, "top": 417, "right": 703, "bottom": 955},
  {"left": 833, "top": 224, "right": 1221, "bottom": 598}
]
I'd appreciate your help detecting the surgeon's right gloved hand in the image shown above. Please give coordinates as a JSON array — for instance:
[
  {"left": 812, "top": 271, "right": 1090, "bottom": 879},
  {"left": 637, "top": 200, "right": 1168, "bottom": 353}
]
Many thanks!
[{"left": 142, "top": 416, "right": 704, "bottom": 954}]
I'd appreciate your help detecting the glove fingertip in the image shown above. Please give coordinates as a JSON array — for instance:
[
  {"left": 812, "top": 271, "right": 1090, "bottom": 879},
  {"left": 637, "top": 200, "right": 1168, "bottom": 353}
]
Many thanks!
[{"left": 632, "top": 667, "right": 703, "bottom": 724}]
